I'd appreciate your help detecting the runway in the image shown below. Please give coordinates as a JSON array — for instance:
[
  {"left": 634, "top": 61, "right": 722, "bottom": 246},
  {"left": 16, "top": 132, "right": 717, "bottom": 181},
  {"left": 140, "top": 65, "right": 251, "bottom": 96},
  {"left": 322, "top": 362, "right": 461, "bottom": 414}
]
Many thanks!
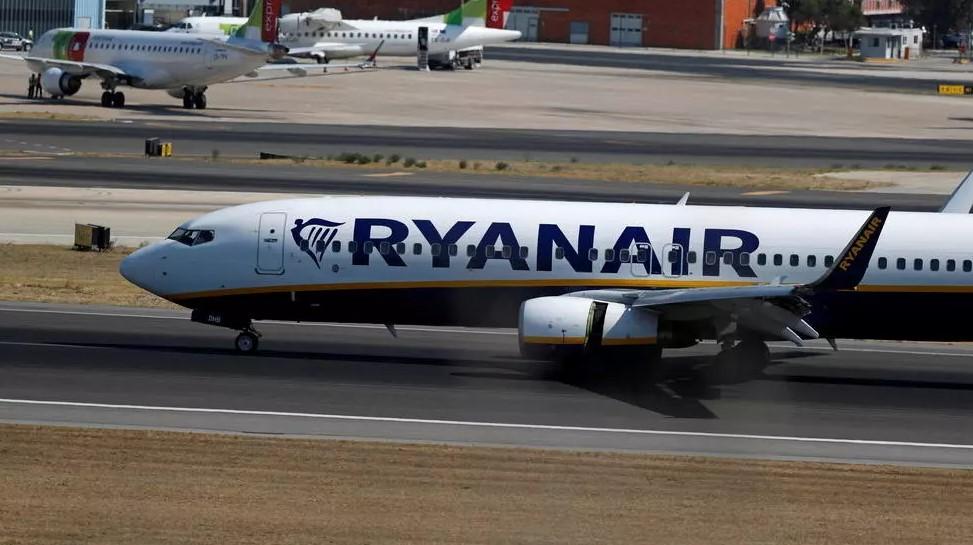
[
  {"left": 3, "top": 119, "right": 973, "bottom": 168},
  {"left": 2, "top": 302, "right": 973, "bottom": 467}
]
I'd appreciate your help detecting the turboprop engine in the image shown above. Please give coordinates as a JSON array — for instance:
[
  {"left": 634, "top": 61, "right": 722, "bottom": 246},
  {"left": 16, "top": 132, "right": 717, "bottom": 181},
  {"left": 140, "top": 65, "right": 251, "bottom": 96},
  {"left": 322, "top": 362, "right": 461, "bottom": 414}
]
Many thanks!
[
  {"left": 40, "top": 68, "right": 82, "bottom": 97},
  {"left": 518, "top": 296, "right": 660, "bottom": 360}
]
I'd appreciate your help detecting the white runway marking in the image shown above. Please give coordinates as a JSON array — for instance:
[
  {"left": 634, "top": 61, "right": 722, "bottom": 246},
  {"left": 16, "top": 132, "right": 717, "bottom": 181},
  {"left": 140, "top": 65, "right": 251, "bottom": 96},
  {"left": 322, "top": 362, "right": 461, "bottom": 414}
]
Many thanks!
[{"left": 0, "top": 397, "right": 971, "bottom": 450}]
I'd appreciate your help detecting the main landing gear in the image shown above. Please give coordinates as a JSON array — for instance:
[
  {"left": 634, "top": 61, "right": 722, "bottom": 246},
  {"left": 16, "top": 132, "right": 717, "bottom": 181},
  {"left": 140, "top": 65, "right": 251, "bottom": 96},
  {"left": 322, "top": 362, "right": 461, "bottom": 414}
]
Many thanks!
[
  {"left": 705, "top": 339, "right": 771, "bottom": 384},
  {"left": 100, "top": 90, "right": 125, "bottom": 108},
  {"left": 182, "top": 88, "right": 207, "bottom": 110}
]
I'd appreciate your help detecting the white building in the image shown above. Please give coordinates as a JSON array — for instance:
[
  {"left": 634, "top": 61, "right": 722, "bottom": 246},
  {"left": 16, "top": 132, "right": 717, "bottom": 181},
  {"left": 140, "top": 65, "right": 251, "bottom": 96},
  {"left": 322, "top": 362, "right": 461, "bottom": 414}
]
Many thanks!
[{"left": 855, "top": 27, "right": 923, "bottom": 60}]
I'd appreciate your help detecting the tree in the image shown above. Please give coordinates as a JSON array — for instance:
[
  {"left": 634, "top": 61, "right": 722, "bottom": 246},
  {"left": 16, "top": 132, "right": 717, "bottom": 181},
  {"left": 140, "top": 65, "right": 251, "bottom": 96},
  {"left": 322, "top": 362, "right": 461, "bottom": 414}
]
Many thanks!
[
  {"left": 784, "top": 0, "right": 863, "bottom": 32},
  {"left": 902, "top": 0, "right": 973, "bottom": 31}
]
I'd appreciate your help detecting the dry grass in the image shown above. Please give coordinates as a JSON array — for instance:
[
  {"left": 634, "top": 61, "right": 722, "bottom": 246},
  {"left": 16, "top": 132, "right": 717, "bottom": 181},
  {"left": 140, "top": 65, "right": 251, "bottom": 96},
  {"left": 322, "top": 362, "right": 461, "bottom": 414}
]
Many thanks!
[
  {"left": 0, "top": 244, "right": 174, "bottom": 308},
  {"left": 0, "top": 111, "right": 98, "bottom": 122},
  {"left": 0, "top": 424, "right": 970, "bottom": 545},
  {"left": 245, "top": 157, "right": 893, "bottom": 191}
]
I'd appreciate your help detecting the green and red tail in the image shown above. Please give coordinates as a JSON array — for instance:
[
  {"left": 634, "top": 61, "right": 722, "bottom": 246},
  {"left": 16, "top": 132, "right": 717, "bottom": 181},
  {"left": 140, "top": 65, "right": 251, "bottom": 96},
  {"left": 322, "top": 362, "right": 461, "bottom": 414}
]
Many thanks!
[
  {"left": 442, "top": 0, "right": 513, "bottom": 28},
  {"left": 233, "top": 0, "right": 281, "bottom": 43}
]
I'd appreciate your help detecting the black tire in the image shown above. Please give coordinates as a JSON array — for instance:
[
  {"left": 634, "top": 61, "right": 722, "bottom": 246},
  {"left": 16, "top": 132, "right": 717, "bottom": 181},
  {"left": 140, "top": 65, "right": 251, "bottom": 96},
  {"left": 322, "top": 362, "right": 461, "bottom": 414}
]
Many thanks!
[
  {"left": 182, "top": 93, "right": 193, "bottom": 109},
  {"left": 235, "top": 332, "right": 259, "bottom": 353},
  {"left": 193, "top": 93, "right": 207, "bottom": 110},
  {"left": 100, "top": 91, "right": 112, "bottom": 107},
  {"left": 111, "top": 92, "right": 125, "bottom": 108}
]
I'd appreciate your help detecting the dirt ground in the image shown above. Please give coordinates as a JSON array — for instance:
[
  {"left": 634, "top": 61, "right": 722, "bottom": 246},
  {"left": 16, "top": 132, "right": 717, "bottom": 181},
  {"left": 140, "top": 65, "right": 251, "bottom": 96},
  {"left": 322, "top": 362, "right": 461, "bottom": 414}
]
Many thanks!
[
  {"left": 0, "top": 424, "right": 970, "bottom": 545},
  {"left": 0, "top": 244, "right": 173, "bottom": 308}
]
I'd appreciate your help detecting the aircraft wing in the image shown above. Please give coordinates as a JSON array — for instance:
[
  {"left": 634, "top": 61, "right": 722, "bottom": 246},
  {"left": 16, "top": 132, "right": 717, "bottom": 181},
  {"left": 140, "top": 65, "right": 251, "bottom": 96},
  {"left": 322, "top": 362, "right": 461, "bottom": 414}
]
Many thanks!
[
  {"left": 250, "top": 59, "right": 374, "bottom": 76},
  {"left": 1, "top": 54, "right": 130, "bottom": 81},
  {"left": 564, "top": 207, "right": 891, "bottom": 346},
  {"left": 286, "top": 42, "right": 367, "bottom": 57}
]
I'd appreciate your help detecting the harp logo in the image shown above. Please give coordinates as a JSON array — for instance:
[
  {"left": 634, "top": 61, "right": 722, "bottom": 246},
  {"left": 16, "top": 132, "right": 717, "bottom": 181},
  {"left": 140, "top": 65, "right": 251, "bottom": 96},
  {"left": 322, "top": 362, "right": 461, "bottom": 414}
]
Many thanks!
[{"left": 292, "top": 218, "right": 344, "bottom": 269}]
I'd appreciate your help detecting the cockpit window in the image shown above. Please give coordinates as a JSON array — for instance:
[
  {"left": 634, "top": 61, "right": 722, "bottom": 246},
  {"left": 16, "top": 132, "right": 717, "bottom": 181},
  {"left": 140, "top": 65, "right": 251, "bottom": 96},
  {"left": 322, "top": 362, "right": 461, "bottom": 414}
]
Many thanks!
[{"left": 168, "top": 228, "right": 215, "bottom": 246}]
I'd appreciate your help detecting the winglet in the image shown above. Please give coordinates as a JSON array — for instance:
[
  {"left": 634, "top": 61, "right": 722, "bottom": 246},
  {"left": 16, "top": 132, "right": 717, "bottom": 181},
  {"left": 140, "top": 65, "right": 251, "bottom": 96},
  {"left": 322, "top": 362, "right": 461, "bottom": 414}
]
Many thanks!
[
  {"left": 808, "top": 207, "right": 891, "bottom": 292},
  {"left": 940, "top": 171, "right": 973, "bottom": 213}
]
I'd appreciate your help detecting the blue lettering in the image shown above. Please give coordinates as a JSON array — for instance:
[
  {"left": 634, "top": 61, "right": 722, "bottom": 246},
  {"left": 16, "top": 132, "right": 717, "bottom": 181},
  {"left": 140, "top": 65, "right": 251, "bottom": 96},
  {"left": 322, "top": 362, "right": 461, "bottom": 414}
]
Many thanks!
[
  {"left": 414, "top": 219, "right": 474, "bottom": 269},
  {"left": 536, "top": 224, "right": 595, "bottom": 273},
  {"left": 671, "top": 227, "right": 691, "bottom": 276},
  {"left": 352, "top": 218, "right": 408, "bottom": 267},
  {"left": 467, "top": 222, "right": 529, "bottom": 271},
  {"left": 703, "top": 228, "right": 759, "bottom": 278}
]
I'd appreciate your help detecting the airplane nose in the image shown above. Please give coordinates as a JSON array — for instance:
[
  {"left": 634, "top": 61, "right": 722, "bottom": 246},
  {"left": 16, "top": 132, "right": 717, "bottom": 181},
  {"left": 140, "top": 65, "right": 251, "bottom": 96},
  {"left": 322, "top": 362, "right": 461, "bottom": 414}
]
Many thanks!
[{"left": 120, "top": 243, "right": 166, "bottom": 294}]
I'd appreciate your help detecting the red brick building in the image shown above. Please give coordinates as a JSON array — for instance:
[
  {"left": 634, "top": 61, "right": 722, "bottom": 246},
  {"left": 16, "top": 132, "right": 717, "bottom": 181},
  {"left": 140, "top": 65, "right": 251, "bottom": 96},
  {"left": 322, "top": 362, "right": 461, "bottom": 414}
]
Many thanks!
[{"left": 283, "top": 0, "right": 778, "bottom": 50}]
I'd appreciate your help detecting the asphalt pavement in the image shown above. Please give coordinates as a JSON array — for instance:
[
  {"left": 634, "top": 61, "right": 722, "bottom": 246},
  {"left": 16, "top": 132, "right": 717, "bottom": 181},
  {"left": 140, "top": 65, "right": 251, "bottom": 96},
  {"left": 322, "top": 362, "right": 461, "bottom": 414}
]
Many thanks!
[
  {"left": 3, "top": 119, "right": 973, "bottom": 168},
  {"left": 2, "top": 302, "right": 972, "bottom": 467}
]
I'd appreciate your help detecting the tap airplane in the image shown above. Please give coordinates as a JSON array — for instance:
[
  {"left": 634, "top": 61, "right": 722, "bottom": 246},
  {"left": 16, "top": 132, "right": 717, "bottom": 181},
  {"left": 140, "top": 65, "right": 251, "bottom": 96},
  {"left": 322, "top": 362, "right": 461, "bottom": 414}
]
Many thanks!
[
  {"left": 174, "top": 0, "right": 521, "bottom": 69},
  {"left": 120, "top": 176, "right": 973, "bottom": 381},
  {"left": 0, "top": 0, "right": 355, "bottom": 109}
]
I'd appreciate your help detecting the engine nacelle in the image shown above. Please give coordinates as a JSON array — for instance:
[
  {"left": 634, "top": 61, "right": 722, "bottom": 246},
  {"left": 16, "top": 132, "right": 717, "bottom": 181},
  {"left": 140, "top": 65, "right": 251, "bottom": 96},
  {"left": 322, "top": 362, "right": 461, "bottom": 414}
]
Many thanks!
[
  {"left": 166, "top": 88, "right": 188, "bottom": 99},
  {"left": 518, "top": 296, "right": 658, "bottom": 359},
  {"left": 40, "top": 68, "right": 81, "bottom": 97}
]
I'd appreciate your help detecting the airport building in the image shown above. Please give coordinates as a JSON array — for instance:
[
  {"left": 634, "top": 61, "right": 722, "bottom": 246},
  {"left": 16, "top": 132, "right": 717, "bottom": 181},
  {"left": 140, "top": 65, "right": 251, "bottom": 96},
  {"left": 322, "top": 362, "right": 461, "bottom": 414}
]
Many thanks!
[{"left": 285, "top": 0, "right": 779, "bottom": 50}]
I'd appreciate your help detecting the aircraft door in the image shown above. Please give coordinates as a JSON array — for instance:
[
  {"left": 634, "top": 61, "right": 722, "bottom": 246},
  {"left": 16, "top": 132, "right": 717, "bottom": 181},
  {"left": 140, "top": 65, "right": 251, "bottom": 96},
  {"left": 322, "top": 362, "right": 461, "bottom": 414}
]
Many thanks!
[
  {"left": 631, "top": 243, "right": 652, "bottom": 277},
  {"left": 256, "top": 212, "right": 286, "bottom": 274},
  {"left": 663, "top": 243, "right": 684, "bottom": 278}
]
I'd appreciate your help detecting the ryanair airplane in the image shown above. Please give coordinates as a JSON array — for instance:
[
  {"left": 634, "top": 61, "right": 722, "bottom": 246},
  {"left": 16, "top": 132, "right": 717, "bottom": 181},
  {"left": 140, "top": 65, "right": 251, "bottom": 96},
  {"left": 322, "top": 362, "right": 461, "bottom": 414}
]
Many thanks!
[{"left": 119, "top": 179, "right": 973, "bottom": 381}]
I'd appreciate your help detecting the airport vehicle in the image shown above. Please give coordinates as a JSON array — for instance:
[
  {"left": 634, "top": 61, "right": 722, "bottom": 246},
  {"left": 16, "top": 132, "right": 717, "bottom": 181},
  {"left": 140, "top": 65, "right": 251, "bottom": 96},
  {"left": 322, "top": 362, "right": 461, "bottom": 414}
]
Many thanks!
[
  {"left": 0, "top": 0, "right": 343, "bottom": 109},
  {"left": 173, "top": 0, "right": 520, "bottom": 69},
  {"left": 121, "top": 180, "right": 973, "bottom": 381},
  {"left": 0, "top": 32, "right": 32, "bottom": 51}
]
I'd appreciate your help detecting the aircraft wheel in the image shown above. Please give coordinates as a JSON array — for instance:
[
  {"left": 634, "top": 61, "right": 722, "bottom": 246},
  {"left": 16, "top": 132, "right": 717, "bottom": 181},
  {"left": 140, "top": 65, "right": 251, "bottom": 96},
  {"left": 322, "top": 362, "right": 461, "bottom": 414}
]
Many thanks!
[
  {"left": 111, "top": 91, "right": 125, "bottom": 108},
  {"left": 235, "top": 332, "right": 259, "bottom": 354},
  {"left": 100, "top": 91, "right": 112, "bottom": 107},
  {"left": 193, "top": 92, "right": 207, "bottom": 110},
  {"left": 182, "top": 93, "right": 193, "bottom": 109}
]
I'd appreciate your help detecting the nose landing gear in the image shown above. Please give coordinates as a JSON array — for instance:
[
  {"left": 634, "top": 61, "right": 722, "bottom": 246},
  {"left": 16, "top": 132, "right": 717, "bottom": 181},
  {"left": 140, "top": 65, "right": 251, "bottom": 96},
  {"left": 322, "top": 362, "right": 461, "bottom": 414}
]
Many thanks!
[{"left": 234, "top": 327, "right": 261, "bottom": 354}]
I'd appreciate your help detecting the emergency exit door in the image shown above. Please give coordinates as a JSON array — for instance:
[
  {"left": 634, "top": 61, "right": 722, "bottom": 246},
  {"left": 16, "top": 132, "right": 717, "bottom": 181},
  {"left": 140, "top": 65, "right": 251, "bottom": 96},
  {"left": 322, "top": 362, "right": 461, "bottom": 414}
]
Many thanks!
[
  {"left": 256, "top": 212, "right": 286, "bottom": 274},
  {"left": 610, "top": 13, "right": 643, "bottom": 47}
]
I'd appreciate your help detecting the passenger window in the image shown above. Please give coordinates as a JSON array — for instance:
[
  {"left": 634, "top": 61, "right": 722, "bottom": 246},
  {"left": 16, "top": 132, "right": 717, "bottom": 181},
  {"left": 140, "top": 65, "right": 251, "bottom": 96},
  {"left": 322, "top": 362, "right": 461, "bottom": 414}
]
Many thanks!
[
  {"left": 618, "top": 248, "right": 630, "bottom": 263},
  {"left": 555, "top": 247, "right": 565, "bottom": 260},
  {"left": 789, "top": 254, "right": 799, "bottom": 267},
  {"left": 314, "top": 239, "right": 325, "bottom": 253},
  {"left": 348, "top": 241, "right": 358, "bottom": 253},
  {"left": 485, "top": 246, "right": 497, "bottom": 258},
  {"left": 669, "top": 249, "right": 680, "bottom": 263},
  {"left": 588, "top": 248, "right": 599, "bottom": 261},
  {"left": 722, "top": 253, "right": 733, "bottom": 265},
  {"left": 757, "top": 253, "right": 766, "bottom": 266},
  {"left": 331, "top": 241, "right": 341, "bottom": 252},
  {"left": 948, "top": 259, "right": 956, "bottom": 272},
  {"left": 931, "top": 259, "right": 940, "bottom": 272},
  {"left": 705, "top": 251, "right": 717, "bottom": 266},
  {"left": 878, "top": 257, "right": 887, "bottom": 270},
  {"left": 396, "top": 243, "right": 406, "bottom": 255},
  {"left": 413, "top": 243, "right": 422, "bottom": 255},
  {"left": 379, "top": 241, "right": 390, "bottom": 255},
  {"left": 896, "top": 258, "right": 906, "bottom": 270},
  {"left": 773, "top": 254, "right": 783, "bottom": 266},
  {"left": 914, "top": 258, "right": 923, "bottom": 271},
  {"left": 605, "top": 248, "right": 615, "bottom": 262},
  {"left": 502, "top": 245, "right": 512, "bottom": 259},
  {"left": 449, "top": 244, "right": 458, "bottom": 256},
  {"left": 964, "top": 259, "right": 973, "bottom": 272},
  {"left": 467, "top": 244, "right": 476, "bottom": 257},
  {"left": 825, "top": 255, "right": 834, "bottom": 267},
  {"left": 519, "top": 246, "right": 529, "bottom": 259},
  {"left": 364, "top": 241, "right": 374, "bottom": 254},
  {"left": 687, "top": 251, "right": 697, "bottom": 264},
  {"left": 739, "top": 253, "right": 750, "bottom": 266},
  {"left": 636, "top": 247, "right": 648, "bottom": 263},
  {"left": 431, "top": 243, "right": 442, "bottom": 257},
  {"left": 807, "top": 255, "right": 816, "bottom": 267}
]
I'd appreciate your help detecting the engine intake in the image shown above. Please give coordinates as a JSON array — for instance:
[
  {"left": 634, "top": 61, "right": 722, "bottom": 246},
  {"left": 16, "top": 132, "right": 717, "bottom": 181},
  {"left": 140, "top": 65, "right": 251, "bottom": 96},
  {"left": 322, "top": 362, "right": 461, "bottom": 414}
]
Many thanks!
[
  {"left": 518, "top": 296, "right": 658, "bottom": 359},
  {"left": 40, "top": 68, "right": 82, "bottom": 97}
]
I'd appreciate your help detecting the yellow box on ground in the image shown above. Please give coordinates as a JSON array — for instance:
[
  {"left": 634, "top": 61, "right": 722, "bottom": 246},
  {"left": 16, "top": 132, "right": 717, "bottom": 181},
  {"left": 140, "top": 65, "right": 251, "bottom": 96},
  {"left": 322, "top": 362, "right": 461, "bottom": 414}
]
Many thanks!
[{"left": 938, "top": 84, "right": 968, "bottom": 96}]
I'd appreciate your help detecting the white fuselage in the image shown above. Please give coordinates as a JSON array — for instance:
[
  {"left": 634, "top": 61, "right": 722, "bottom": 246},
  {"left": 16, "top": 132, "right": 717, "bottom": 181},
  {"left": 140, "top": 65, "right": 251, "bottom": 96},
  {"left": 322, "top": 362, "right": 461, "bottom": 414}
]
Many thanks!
[
  {"left": 30, "top": 28, "right": 268, "bottom": 89},
  {"left": 120, "top": 196, "right": 973, "bottom": 341},
  {"left": 174, "top": 15, "right": 521, "bottom": 60}
]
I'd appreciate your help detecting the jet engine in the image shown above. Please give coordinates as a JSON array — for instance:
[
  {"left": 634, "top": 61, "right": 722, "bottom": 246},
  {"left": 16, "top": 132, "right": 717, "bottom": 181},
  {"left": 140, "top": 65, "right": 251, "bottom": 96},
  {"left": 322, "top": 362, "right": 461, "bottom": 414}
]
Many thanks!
[
  {"left": 165, "top": 88, "right": 188, "bottom": 99},
  {"left": 39, "top": 67, "right": 82, "bottom": 97},
  {"left": 518, "top": 296, "right": 659, "bottom": 360}
]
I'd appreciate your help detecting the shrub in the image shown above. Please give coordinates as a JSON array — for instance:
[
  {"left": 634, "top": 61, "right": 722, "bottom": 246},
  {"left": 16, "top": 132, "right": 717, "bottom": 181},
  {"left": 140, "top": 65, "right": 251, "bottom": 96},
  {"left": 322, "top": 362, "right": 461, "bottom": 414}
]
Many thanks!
[
  {"left": 388, "top": 154, "right": 401, "bottom": 164},
  {"left": 372, "top": 154, "right": 384, "bottom": 163},
  {"left": 495, "top": 161, "right": 510, "bottom": 171},
  {"left": 416, "top": 161, "right": 427, "bottom": 168},
  {"left": 403, "top": 157, "right": 417, "bottom": 167},
  {"left": 355, "top": 155, "right": 372, "bottom": 165},
  {"left": 458, "top": 160, "right": 468, "bottom": 169}
]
